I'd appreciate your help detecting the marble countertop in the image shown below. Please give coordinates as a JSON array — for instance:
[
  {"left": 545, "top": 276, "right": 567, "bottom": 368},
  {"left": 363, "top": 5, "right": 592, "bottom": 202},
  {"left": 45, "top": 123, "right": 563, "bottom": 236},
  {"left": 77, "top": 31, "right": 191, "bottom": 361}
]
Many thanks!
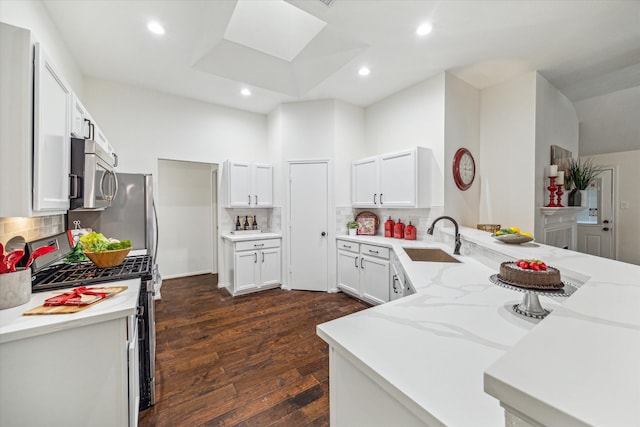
[
  {"left": 319, "top": 228, "right": 640, "bottom": 426},
  {"left": 221, "top": 232, "right": 282, "bottom": 242},
  {"left": 0, "top": 278, "right": 141, "bottom": 344}
]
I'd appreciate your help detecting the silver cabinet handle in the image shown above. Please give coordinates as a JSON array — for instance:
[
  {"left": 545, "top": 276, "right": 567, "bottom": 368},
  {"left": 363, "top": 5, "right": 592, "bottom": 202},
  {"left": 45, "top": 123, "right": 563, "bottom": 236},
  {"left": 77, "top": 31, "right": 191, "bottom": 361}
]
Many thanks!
[
  {"left": 380, "top": 193, "right": 384, "bottom": 205},
  {"left": 360, "top": 257, "right": 364, "bottom": 269},
  {"left": 392, "top": 275, "right": 398, "bottom": 292},
  {"left": 262, "top": 252, "right": 265, "bottom": 263},
  {"left": 69, "top": 174, "right": 79, "bottom": 199},
  {"left": 254, "top": 243, "right": 264, "bottom": 247},
  {"left": 354, "top": 256, "right": 358, "bottom": 268},
  {"left": 369, "top": 249, "right": 379, "bottom": 254},
  {"left": 344, "top": 244, "right": 351, "bottom": 249},
  {"left": 254, "top": 253, "right": 257, "bottom": 263},
  {"left": 248, "top": 195, "right": 251, "bottom": 205},
  {"left": 255, "top": 195, "right": 258, "bottom": 205},
  {"left": 373, "top": 193, "right": 377, "bottom": 204}
]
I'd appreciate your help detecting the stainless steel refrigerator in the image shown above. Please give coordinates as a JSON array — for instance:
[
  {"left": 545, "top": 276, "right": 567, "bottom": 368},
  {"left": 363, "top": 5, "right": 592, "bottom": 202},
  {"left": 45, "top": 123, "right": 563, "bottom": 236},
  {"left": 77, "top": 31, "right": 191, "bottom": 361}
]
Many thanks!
[{"left": 68, "top": 173, "right": 157, "bottom": 257}]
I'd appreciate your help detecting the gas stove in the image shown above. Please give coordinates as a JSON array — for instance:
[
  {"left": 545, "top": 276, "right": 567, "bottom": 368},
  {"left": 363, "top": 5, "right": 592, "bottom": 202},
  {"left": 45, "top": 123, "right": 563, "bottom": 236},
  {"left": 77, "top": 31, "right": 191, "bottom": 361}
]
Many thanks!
[{"left": 32, "top": 255, "right": 153, "bottom": 293}]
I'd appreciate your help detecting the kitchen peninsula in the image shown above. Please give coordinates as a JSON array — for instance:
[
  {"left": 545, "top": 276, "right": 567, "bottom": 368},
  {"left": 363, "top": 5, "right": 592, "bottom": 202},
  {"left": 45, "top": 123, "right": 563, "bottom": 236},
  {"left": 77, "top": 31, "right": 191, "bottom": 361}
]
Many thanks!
[{"left": 318, "top": 228, "right": 640, "bottom": 426}]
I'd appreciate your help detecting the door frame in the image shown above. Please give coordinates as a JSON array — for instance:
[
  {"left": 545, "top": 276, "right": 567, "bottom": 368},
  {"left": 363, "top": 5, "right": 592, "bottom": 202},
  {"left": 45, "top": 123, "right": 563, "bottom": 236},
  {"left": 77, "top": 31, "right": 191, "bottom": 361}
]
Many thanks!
[{"left": 285, "top": 159, "right": 334, "bottom": 292}]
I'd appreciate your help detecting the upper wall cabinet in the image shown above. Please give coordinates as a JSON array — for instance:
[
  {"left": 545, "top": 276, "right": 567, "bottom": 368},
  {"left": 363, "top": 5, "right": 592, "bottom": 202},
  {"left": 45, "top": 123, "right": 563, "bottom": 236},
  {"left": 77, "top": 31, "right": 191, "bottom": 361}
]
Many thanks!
[
  {"left": 352, "top": 147, "right": 432, "bottom": 208},
  {"left": 32, "top": 43, "right": 72, "bottom": 212},
  {"left": 71, "top": 93, "right": 91, "bottom": 139},
  {"left": 224, "top": 161, "right": 273, "bottom": 208},
  {"left": 0, "top": 23, "right": 70, "bottom": 217}
]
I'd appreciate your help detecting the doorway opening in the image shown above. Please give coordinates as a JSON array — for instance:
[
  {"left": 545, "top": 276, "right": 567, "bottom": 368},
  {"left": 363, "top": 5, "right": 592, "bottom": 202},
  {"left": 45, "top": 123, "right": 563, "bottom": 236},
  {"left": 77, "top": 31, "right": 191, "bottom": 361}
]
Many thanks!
[{"left": 157, "top": 159, "right": 218, "bottom": 278}]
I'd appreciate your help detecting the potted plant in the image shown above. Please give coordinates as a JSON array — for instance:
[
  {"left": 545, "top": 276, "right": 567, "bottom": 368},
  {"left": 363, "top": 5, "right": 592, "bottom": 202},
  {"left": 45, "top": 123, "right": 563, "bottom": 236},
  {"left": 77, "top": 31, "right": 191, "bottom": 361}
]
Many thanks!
[
  {"left": 347, "top": 221, "right": 359, "bottom": 236},
  {"left": 565, "top": 158, "right": 601, "bottom": 207}
]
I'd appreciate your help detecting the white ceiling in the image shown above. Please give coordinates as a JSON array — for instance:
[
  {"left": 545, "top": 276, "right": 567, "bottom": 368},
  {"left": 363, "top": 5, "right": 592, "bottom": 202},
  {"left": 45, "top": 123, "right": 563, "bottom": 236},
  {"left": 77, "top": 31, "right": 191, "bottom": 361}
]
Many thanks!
[{"left": 42, "top": 0, "right": 640, "bottom": 114}]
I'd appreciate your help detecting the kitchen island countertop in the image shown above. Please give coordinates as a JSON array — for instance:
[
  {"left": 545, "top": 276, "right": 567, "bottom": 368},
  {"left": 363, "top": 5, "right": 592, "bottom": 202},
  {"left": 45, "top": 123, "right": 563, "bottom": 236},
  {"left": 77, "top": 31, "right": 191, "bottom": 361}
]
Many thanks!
[{"left": 318, "top": 227, "right": 640, "bottom": 426}]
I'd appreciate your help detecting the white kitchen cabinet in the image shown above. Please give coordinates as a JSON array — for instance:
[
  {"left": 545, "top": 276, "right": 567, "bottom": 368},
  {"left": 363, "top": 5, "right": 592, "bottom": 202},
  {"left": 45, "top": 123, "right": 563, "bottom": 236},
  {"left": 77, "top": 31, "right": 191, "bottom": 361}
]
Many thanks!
[
  {"left": 33, "top": 42, "right": 72, "bottom": 212},
  {"left": 337, "top": 240, "right": 390, "bottom": 305},
  {"left": 0, "top": 312, "right": 138, "bottom": 427},
  {"left": 71, "top": 92, "right": 91, "bottom": 139},
  {"left": 0, "top": 23, "right": 70, "bottom": 216},
  {"left": 224, "top": 160, "right": 273, "bottom": 208},
  {"left": 352, "top": 147, "right": 432, "bottom": 208},
  {"left": 223, "top": 237, "right": 282, "bottom": 296}
]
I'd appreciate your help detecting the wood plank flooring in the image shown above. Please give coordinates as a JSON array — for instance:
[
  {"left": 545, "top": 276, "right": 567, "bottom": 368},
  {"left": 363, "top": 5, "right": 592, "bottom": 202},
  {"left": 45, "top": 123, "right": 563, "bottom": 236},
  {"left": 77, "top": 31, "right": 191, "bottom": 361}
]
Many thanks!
[{"left": 139, "top": 275, "right": 368, "bottom": 427}]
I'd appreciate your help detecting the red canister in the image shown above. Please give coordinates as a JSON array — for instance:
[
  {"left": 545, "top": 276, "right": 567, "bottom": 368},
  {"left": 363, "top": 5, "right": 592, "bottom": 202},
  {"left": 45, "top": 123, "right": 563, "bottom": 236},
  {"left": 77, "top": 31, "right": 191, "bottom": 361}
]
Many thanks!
[
  {"left": 404, "top": 221, "right": 416, "bottom": 240},
  {"left": 393, "top": 219, "right": 404, "bottom": 239},
  {"left": 384, "top": 216, "right": 395, "bottom": 238}
]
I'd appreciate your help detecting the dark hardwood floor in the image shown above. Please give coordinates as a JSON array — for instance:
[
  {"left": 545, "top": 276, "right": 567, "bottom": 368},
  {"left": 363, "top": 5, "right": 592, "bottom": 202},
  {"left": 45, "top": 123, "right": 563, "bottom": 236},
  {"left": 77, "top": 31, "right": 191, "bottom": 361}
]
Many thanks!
[{"left": 139, "top": 274, "right": 368, "bottom": 427}]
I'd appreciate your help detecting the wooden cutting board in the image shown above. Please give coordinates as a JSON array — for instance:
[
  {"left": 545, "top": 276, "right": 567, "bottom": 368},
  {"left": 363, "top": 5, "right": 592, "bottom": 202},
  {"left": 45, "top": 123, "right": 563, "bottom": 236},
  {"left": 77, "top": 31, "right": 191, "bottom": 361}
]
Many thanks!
[{"left": 23, "top": 286, "right": 128, "bottom": 315}]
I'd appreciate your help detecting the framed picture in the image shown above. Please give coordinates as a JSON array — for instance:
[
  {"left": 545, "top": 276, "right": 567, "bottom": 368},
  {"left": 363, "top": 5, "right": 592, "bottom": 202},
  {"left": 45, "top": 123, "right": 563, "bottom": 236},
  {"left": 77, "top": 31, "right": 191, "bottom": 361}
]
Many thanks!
[
  {"left": 355, "top": 211, "right": 379, "bottom": 235},
  {"left": 550, "top": 145, "right": 572, "bottom": 174}
]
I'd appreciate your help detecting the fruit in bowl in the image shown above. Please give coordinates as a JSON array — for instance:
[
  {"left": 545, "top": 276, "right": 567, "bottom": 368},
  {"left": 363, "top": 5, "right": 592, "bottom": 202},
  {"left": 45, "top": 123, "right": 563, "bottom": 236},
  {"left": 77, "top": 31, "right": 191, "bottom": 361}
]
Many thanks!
[
  {"left": 493, "top": 226, "right": 533, "bottom": 238},
  {"left": 79, "top": 232, "right": 132, "bottom": 268}
]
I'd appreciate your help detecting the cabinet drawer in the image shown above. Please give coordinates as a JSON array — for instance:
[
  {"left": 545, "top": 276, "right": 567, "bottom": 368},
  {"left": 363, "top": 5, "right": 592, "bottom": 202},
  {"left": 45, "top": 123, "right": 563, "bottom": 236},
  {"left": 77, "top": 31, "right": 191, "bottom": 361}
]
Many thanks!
[
  {"left": 236, "top": 238, "right": 280, "bottom": 252},
  {"left": 337, "top": 240, "right": 359, "bottom": 253},
  {"left": 360, "top": 244, "right": 389, "bottom": 259}
]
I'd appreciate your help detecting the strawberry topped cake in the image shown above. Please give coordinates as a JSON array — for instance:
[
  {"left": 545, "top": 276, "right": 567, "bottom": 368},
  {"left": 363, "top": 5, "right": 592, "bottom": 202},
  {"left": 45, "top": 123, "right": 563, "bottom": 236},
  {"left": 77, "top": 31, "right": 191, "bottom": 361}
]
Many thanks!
[{"left": 498, "top": 259, "right": 563, "bottom": 289}]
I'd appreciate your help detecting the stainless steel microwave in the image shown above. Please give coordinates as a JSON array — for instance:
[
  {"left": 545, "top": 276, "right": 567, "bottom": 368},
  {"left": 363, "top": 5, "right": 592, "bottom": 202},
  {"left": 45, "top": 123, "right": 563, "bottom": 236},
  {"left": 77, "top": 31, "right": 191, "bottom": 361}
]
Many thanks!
[{"left": 69, "top": 138, "right": 118, "bottom": 210}]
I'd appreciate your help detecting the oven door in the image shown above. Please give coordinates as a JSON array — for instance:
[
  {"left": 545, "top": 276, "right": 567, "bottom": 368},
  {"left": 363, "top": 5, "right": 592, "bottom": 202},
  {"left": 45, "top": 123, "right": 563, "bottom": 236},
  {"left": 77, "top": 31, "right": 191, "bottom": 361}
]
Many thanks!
[{"left": 128, "top": 312, "right": 140, "bottom": 427}]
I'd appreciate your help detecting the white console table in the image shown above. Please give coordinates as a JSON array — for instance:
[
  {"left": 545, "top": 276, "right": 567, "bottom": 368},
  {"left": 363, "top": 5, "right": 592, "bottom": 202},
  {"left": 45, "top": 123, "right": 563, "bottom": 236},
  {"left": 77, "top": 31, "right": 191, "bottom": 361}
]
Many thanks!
[{"left": 539, "top": 207, "right": 585, "bottom": 250}]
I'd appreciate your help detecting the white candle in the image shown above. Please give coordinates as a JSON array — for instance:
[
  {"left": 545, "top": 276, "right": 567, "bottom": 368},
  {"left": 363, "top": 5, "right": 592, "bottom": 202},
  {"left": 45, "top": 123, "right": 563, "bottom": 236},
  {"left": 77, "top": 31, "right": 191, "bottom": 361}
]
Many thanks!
[
  {"left": 549, "top": 164, "right": 558, "bottom": 177},
  {"left": 557, "top": 171, "right": 564, "bottom": 185}
]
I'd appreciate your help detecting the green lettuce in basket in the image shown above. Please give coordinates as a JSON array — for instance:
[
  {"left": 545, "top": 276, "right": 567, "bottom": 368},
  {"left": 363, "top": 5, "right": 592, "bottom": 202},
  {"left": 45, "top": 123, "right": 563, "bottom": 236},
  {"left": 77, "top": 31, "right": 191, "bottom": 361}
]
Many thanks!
[{"left": 79, "top": 231, "right": 132, "bottom": 253}]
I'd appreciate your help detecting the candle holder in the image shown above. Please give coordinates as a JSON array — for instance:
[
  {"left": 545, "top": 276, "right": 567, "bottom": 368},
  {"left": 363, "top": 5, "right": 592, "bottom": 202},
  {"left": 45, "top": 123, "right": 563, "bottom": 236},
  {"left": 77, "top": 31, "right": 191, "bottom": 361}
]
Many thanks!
[
  {"left": 555, "top": 184, "right": 564, "bottom": 207},
  {"left": 545, "top": 176, "right": 557, "bottom": 207}
]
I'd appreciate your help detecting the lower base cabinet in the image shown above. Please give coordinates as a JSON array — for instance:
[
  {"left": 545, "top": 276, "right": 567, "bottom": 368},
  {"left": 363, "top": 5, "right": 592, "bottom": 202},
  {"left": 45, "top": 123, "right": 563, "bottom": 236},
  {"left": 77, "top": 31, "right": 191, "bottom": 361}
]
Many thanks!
[
  {"left": 0, "top": 315, "right": 138, "bottom": 427},
  {"left": 223, "top": 237, "right": 282, "bottom": 296},
  {"left": 337, "top": 240, "right": 390, "bottom": 305}
]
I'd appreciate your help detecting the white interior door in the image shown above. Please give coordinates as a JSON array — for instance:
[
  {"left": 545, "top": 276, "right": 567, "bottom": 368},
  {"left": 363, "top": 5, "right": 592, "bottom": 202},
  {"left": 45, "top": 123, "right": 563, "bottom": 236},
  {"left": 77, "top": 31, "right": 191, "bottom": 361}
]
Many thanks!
[
  {"left": 577, "top": 168, "right": 615, "bottom": 259},
  {"left": 289, "top": 161, "right": 329, "bottom": 291}
]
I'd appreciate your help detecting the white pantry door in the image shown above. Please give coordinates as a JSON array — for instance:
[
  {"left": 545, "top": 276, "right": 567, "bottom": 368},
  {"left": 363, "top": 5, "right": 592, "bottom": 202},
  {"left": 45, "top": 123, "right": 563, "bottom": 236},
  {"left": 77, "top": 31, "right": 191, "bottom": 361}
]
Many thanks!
[{"left": 289, "top": 161, "right": 329, "bottom": 291}]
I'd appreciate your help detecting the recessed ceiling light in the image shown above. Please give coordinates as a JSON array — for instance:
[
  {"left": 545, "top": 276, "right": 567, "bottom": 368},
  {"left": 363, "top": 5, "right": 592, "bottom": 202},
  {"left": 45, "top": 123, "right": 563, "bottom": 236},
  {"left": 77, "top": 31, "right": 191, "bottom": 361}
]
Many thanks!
[
  {"left": 416, "top": 22, "right": 433, "bottom": 36},
  {"left": 147, "top": 21, "right": 165, "bottom": 35},
  {"left": 358, "top": 66, "right": 371, "bottom": 77},
  {"left": 241, "top": 88, "right": 252, "bottom": 96}
]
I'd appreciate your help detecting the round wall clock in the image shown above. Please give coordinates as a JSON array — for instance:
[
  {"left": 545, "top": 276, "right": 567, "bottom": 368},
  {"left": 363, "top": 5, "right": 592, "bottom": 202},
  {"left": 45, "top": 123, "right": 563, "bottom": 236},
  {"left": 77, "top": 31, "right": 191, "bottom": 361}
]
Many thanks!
[{"left": 452, "top": 148, "right": 476, "bottom": 191}]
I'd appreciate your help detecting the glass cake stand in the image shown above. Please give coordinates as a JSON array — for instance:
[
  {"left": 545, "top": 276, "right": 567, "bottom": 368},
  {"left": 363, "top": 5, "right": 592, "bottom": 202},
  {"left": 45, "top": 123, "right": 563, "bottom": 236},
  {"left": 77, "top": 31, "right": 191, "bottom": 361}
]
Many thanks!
[{"left": 489, "top": 274, "right": 578, "bottom": 319}]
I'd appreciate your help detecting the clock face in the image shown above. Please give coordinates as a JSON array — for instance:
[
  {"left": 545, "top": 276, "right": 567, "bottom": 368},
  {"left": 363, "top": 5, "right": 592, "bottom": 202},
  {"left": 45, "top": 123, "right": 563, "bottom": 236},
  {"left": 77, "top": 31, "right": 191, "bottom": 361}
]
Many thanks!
[{"left": 453, "top": 148, "right": 475, "bottom": 191}]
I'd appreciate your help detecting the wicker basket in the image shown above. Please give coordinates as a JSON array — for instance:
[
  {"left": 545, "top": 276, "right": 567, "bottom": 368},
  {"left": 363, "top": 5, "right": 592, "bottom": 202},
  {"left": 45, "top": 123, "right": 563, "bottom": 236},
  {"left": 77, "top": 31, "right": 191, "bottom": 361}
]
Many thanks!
[
  {"left": 84, "top": 248, "right": 131, "bottom": 268},
  {"left": 477, "top": 224, "right": 501, "bottom": 233}
]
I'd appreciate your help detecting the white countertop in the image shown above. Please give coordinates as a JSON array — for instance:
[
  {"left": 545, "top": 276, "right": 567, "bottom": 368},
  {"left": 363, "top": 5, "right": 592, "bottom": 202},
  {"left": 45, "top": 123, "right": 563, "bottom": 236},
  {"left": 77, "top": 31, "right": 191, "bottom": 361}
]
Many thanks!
[
  {"left": 0, "top": 278, "right": 140, "bottom": 344},
  {"left": 318, "top": 228, "right": 640, "bottom": 426},
  {"left": 221, "top": 232, "right": 282, "bottom": 242}
]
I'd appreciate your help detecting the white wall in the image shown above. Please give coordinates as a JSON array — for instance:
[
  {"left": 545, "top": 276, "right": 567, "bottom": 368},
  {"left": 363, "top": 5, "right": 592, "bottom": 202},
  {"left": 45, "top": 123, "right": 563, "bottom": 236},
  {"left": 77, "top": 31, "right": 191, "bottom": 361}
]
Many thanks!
[
  {"left": 444, "top": 73, "right": 481, "bottom": 227},
  {"left": 0, "top": 1, "right": 82, "bottom": 95},
  {"left": 335, "top": 101, "right": 366, "bottom": 205},
  {"left": 534, "top": 74, "right": 579, "bottom": 239},
  {"left": 479, "top": 72, "right": 537, "bottom": 233},
  {"left": 575, "top": 86, "right": 640, "bottom": 156},
  {"left": 581, "top": 150, "right": 640, "bottom": 265},
  {"left": 365, "top": 73, "right": 446, "bottom": 207},
  {"left": 158, "top": 159, "right": 215, "bottom": 278}
]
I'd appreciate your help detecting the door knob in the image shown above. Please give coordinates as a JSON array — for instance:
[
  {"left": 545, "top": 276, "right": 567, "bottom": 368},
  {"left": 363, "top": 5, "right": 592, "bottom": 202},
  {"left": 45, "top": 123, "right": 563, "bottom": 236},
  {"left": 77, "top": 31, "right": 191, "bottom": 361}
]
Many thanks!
[
  {"left": 603, "top": 220, "right": 610, "bottom": 224},
  {"left": 603, "top": 227, "right": 610, "bottom": 231},
  {"left": 321, "top": 232, "right": 326, "bottom": 236}
]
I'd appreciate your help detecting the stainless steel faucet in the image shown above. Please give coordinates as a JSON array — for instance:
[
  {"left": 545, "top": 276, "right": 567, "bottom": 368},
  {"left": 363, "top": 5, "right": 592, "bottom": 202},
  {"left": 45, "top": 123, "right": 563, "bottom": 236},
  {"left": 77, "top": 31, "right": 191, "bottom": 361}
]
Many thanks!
[{"left": 427, "top": 216, "right": 461, "bottom": 255}]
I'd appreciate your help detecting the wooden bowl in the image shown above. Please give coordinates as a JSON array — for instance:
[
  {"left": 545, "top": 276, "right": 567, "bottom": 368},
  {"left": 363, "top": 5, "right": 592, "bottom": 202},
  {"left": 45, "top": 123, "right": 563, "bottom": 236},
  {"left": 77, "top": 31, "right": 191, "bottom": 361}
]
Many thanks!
[{"left": 83, "top": 248, "right": 131, "bottom": 268}]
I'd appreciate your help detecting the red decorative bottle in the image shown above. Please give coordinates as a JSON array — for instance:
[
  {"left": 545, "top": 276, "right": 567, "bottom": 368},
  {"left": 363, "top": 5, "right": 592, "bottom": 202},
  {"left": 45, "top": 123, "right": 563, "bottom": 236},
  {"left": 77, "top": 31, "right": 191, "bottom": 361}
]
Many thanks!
[
  {"left": 384, "top": 216, "right": 395, "bottom": 238},
  {"left": 393, "top": 219, "right": 404, "bottom": 239},
  {"left": 404, "top": 221, "right": 416, "bottom": 240}
]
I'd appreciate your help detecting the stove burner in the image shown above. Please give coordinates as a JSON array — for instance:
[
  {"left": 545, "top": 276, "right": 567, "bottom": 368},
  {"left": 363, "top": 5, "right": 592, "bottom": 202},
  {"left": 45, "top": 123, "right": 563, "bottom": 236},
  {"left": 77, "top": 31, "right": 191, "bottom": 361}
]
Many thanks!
[{"left": 32, "top": 255, "right": 152, "bottom": 292}]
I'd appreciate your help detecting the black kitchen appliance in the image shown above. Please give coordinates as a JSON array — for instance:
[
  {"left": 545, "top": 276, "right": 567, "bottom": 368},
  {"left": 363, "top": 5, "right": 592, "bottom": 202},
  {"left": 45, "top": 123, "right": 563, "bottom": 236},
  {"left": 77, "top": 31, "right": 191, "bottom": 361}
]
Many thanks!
[{"left": 27, "top": 232, "right": 156, "bottom": 411}]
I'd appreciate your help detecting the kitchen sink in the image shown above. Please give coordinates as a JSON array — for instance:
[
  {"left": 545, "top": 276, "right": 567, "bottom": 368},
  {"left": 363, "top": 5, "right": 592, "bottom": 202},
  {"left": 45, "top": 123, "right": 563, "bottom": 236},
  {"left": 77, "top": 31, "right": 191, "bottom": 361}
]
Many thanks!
[{"left": 403, "top": 248, "right": 460, "bottom": 263}]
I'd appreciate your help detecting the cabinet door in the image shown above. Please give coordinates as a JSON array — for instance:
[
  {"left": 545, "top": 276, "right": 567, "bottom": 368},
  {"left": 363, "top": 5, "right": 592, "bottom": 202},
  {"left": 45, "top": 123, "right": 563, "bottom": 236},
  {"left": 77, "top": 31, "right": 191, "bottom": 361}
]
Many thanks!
[
  {"left": 337, "top": 250, "right": 360, "bottom": 296},
  {"left": 71, "top": 93, "right": 90, "bottom": 139},
  {"left": 252, "top": 163, "right": 273, "bottom": 207},
  {"left": 227, "top": 161, "right": 252, "bottom": 207},
  {"left": 352, "top": 157, "right": 379, "bottom": 207},
  {"left": 361, "top": 255, "right": 390, "bottom": 305},
  {"left": 235, "top": 250, "right": 259, "bottom": 292},
  {"left": 380, "top": 150, "right": 416, "bottom": 207},
  {"left": 260, "top": 247, "right": 281, "bottom": 286},
  {"left": 33, "top": 43, "right": 71, "bottom": 211}
]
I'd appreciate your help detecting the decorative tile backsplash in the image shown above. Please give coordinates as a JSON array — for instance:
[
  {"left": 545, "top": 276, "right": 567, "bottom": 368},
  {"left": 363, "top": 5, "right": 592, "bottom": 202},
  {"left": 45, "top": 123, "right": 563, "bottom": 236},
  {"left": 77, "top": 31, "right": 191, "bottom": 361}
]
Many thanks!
[
  {"left": 336, "top": 205, "right": 444, "bottom": 239},
  {"left": 0, "top": 215, "right": 66, "bottom": 245}
]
